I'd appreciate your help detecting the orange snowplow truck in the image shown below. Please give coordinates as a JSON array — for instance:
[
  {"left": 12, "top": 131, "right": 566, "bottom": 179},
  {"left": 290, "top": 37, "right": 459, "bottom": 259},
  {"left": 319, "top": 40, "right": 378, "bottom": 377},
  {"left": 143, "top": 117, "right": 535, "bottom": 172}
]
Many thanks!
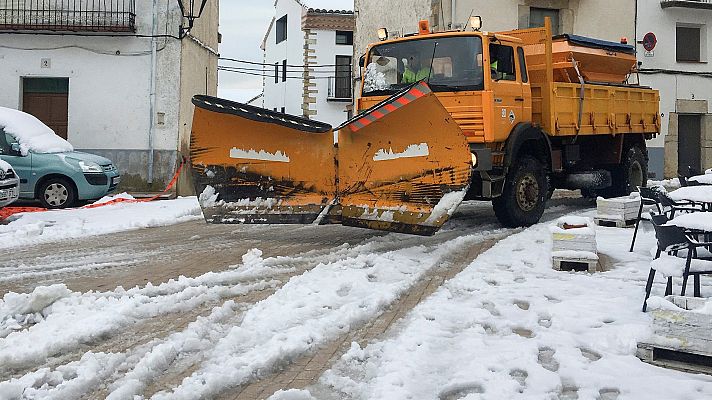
[{"left": 189, "top": 18, "right": 659, "bottom": 235}]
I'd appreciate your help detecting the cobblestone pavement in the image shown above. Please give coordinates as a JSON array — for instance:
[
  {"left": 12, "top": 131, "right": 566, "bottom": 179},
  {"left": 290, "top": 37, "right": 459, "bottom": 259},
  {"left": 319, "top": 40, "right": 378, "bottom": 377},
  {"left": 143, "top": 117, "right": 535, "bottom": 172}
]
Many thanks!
[{"left": 0, "top": 194, "right": 592, "bottom": 399}]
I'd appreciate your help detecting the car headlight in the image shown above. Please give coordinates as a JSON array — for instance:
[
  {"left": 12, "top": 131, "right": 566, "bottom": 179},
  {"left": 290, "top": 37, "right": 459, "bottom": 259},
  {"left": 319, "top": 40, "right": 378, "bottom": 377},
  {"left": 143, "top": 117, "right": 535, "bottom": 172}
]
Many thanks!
[{"left": 79, "top": 161, "right": 103, "bottom": 173}]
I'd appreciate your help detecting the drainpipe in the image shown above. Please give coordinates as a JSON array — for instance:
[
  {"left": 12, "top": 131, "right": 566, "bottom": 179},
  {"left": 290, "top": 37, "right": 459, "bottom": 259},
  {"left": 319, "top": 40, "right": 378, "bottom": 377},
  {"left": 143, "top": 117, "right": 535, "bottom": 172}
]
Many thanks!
[
  {"left": 148, "top": 0, "right": 159, "bottom": 184},
  {"left": 451, "top": 0, "right": 456, "bottom": 29}
]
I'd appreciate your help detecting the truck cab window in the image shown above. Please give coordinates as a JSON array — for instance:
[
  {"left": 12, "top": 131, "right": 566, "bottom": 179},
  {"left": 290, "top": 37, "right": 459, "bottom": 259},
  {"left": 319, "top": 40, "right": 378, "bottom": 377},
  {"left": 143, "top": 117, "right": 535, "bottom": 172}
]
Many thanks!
[
  {"left": 363, "top": 36, "right": 484, "bottom": 96},
  {"left": 489, "top": 43, "right": 516, "bottom": 81}
]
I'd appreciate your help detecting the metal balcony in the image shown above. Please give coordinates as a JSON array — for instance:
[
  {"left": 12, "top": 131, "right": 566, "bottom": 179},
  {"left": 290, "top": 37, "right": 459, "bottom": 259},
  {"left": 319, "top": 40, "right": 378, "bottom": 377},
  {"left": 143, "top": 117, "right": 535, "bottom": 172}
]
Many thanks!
[
  {"left": 661, "top": 0, "right": 712, "bottom": 10},
  {"left": 0, "top": 0, "right": 136, "bottom": 32},
  {"left": 327, "top": 76, "right": 352, "bottom": 102}
]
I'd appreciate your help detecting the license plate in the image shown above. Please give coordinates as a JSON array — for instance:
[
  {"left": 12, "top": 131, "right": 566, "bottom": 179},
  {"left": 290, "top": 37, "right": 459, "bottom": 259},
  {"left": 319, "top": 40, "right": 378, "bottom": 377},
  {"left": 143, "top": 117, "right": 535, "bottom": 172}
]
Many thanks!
[
  {"left": 0, "top": 187, "right": 15, "bottom": 200},
  {"left": 112, "top": 176, "right": 121, "bottom": 185}
]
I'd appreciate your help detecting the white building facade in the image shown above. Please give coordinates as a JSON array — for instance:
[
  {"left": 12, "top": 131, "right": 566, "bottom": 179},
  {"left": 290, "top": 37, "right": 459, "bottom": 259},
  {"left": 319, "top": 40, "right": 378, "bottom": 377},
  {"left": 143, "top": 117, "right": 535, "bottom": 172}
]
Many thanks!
[
  {"left": 637, "top": 0, "right": 712, "bottom": 178},
  {"left": 0, "top": 0, "right": 219, "bottom": 193},
  {"left": 262, "top": 0, "right": 355, "bottom": 126}
]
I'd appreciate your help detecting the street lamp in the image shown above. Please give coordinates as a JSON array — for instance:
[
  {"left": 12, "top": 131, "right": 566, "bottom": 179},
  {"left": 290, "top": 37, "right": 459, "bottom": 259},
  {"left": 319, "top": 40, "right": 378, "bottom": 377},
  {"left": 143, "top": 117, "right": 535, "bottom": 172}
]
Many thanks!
[{"left": 177, "top": 0, "right": 209, "bottom": 38}]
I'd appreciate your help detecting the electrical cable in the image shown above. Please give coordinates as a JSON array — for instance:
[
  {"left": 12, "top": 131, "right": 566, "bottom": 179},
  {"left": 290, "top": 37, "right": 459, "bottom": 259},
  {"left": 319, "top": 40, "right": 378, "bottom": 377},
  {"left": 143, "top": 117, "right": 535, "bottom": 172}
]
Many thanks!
[
  {"left": 219, "top": 56, "right": 342, "bottom": 68},
  {"left": 218, "top": 66, "right": 345, "bottom": 80},
  {"left": 218, "top": 65, "right": 344, "bottom": 74}
]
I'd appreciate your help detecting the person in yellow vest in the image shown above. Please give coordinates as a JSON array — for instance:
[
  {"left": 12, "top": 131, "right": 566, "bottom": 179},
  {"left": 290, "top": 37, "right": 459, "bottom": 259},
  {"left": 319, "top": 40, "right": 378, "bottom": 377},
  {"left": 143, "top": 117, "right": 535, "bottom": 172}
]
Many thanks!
[{"left": 402, "top": 54, "right": 431, "bottom": 84}]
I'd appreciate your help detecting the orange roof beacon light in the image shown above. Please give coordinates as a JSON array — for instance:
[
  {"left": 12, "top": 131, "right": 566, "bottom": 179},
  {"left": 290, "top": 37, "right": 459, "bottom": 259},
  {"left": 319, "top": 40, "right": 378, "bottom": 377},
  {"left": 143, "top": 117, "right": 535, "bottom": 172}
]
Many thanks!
[
  {"left": 418, "top": 20, "right": 430, "bottom": 35},
  {"left": 377, "top": 28, "right": 388, "bottom": 41}
]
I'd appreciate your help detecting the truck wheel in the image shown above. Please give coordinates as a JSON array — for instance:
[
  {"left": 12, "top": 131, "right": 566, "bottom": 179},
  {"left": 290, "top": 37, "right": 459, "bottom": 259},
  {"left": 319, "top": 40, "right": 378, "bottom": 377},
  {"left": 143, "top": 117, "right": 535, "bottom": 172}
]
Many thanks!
[
  {"left": 493, "top": 156, "right": 548, "bottom": 228},
  {"left": 606, "top": 146, "right": 647, "bottom": 198},
  {"left": 38, "top": 177, "right": 77, "bottom": 209}
]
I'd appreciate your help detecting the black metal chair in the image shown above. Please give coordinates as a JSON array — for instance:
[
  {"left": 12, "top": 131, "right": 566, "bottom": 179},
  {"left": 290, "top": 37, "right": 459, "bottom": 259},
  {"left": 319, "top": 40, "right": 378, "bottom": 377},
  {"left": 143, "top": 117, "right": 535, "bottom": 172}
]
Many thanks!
[
  {"left": 643, "top": 215, "right": 712, "bottom": 311},
  {"left": 630, "top": 186, "right": 663, "bottom": 252},
  {"left": 654, "top": 190, "right": 702, "bottom": 218}
]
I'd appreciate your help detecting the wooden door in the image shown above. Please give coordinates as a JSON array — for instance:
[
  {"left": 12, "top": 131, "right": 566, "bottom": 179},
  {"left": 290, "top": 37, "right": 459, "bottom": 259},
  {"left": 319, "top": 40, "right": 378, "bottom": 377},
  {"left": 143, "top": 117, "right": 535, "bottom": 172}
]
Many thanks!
[{"left": 22, "top": 78, "right": 69, "bottom": 140}]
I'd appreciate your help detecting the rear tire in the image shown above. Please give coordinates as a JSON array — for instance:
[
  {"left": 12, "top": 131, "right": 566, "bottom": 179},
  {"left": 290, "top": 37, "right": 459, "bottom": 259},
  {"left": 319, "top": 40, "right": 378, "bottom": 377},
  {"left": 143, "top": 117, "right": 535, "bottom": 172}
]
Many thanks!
[
  {"left": 38, "top": 177, "right": 77, "bottom": 209},
  {"left": 602, "top": 146, "right": 647, "bottom": 198},
  {"left": 493, "top": 156, "right": 548, "bottom": 228}
]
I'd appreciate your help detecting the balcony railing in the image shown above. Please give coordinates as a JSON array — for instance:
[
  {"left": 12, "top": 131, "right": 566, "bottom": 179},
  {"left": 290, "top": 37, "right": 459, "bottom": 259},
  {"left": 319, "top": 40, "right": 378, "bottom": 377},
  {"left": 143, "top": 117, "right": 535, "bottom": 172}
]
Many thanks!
[
  {"left": 0, "top": 0, "right": 136, "bottom": 32},
  {"left": 661, "top": 0, "right": 712, "bottom": 9},
  {"left": 327, "top": 76, "right": 352, "bottom": 101}
]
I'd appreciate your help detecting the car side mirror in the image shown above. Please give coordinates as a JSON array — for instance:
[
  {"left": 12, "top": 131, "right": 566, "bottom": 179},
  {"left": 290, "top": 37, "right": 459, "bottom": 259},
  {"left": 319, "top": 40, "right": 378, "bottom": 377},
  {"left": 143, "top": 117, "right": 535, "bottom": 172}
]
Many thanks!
[
  {"left": 359, "top": 54, "right": 365, "bottom": 67},
  {"left": 10, "top": 143, "right": 21, "bottom": 155}
]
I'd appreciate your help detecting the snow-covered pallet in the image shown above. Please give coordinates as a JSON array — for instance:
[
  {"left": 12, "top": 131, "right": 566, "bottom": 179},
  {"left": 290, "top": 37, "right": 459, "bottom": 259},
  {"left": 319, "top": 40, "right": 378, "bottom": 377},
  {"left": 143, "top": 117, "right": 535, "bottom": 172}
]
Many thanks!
[
  {"left": 638, "top": 296, "right": 712, "bottom": 375},
  {"left": 551, "top": 216, "right": 599, "bottom": 273},
  {"left": 552, "top": 255, "right": 598, "bottom": 273},
  {"left": 596, "top": 195, "right": 641, "bottom": 228},
  {"left": 594, "top": 217, "right": 637, "bottom": 228}
]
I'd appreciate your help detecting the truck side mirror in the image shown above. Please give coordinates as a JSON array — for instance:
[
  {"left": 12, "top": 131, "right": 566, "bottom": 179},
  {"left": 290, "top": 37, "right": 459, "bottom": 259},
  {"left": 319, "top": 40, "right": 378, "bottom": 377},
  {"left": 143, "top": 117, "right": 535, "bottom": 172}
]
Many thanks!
[{"left": 359, "top": 54, "right": 365, "bottom": 67}]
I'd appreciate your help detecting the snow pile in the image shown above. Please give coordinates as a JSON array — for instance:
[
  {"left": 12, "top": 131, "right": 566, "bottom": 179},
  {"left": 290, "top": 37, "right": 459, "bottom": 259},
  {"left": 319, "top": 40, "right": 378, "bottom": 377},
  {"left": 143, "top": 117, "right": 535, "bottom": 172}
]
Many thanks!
[
  {"left": 665, "top": 212, "right": 712, "bottom": 232},
  {"left": 92, "top": 192, "right": 135, "bottom": 205},
  {"left": 315, "top": 217, "right": 712, "bottom": 399},
  {"left": 198, "top": 185, "right": 220, "bottom": 208},
  {"left": 0, "top": 159, "right": 12, "bottom": 173},
  {"left": 650, "top": 253, "right": 712, "bottom": 277},
  {"left": 267, "top": 389, "right": 316, "bottom": 400},
  {"left": 424, "top": 190, "right": 468, "bottom": 226},
  {"left": 0, "top": 106, "right": 74, "bottom": 156},
  {"left": 0, "top": 197, "right": 202, "bottom": 250}
]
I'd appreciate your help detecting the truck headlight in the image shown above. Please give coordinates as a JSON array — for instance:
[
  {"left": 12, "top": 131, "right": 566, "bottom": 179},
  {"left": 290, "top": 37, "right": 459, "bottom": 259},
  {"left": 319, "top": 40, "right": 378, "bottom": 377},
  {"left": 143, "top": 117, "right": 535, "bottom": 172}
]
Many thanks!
[
  {"left": 471, "top": 152, "right": 478, "bottom": 167},
  {"left": 79, "top": 161, "right": 103, "bottom": 173}
]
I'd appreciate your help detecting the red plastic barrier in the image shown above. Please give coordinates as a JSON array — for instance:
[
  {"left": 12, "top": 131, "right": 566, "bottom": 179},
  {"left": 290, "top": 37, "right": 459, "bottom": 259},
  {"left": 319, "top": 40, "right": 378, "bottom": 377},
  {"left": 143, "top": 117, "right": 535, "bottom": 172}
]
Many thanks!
[{"left": 0, "top": 157, "right": 185, "bottom": 221}]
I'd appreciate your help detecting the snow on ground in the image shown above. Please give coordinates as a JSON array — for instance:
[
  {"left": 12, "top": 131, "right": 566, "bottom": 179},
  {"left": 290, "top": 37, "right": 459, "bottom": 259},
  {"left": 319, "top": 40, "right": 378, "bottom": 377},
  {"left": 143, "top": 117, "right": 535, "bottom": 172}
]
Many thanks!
[
  {"left": 0, "top": 107, "right": 74, "bottom": 156},
  {"left": 311, "top": 213, "right": 712, "bottom": 399},
  {"left": 0, "top": 197, "right": 201, "bottom": 250}
]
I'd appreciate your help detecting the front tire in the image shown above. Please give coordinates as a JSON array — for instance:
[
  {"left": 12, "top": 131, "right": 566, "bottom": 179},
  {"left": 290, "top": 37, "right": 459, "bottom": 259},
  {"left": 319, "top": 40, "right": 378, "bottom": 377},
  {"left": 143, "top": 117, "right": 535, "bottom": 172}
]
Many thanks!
[
  {"left": 38, "top": 178, "right": 77, "bottom": 209},
  {"left": 493, "top": 156, "right": 548, "bottom": 228}
]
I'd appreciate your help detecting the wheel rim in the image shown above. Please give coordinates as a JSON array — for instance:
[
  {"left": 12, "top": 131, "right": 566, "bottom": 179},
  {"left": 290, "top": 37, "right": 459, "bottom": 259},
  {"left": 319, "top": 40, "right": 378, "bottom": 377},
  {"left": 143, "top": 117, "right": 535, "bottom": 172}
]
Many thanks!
[
  {"left": 629, "top": 161, "right": 644, "bottom": 190},
  {"left": 44, "top": 183, "right": 69, "bottom": 207},
  {"left": 516, "top": 174, "right": 540, "bottom": 212}
]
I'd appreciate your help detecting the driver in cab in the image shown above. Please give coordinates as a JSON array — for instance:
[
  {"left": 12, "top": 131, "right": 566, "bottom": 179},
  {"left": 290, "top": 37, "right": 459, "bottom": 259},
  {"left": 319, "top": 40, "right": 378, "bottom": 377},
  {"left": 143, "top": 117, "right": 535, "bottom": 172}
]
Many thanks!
[{"left": 402, "top": 54, "right": 431, "bottom": 84}]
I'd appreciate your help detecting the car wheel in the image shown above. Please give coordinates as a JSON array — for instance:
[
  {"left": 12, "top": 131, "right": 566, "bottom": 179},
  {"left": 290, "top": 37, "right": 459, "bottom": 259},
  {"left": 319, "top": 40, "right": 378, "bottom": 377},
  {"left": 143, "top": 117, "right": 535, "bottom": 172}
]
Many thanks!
[{"left": 38, "top": 178, "right": 77, "bottom": 209}]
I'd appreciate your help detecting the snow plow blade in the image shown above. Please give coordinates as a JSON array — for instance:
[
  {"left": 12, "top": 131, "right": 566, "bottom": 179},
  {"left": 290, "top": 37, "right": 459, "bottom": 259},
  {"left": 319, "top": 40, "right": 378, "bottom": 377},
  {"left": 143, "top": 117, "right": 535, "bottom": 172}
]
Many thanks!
[
  {"left": 336, "top": 82, "right": 472, "bottom": 236},
  {"left": 190, "top": 96, "right": 336, "bottom": 224}
]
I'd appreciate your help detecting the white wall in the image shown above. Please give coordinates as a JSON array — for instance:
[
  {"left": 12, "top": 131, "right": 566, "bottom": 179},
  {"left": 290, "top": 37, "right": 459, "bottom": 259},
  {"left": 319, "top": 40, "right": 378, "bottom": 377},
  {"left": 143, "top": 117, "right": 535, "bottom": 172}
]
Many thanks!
[
  {"left": 637, "top": 0, "right": 712, "bottom": 150},
  {"left": 0, "top": 0, "right": 183, "bottom": 152},
  {"left": 263, "top": 0, "right": 305, "bottom": 116},
  {"left": 636, "top": 0, "right": 712, "bottom": 178},
  {"left": 312, "top": 29, "right": 352, "bottom": 125}
]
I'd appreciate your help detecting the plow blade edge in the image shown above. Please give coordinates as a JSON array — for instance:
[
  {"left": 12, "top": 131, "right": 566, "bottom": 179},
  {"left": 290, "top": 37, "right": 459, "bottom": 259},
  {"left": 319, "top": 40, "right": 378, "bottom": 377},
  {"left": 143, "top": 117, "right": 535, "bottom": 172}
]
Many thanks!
[
  {"left": 336, "top": 82, "right": 472, "bottom": 236},
  {"left": 190, "top": 96, "right": 336, "bottom": 224}
]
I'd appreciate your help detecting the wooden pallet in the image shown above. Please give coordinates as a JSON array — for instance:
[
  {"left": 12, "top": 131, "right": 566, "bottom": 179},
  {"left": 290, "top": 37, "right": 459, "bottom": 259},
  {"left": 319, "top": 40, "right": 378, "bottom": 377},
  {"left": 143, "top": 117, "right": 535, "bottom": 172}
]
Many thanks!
[
  {"left": 594, "top": 218, "right": 636, "bottom": 228},
  {"left": 637, "top": 343, "right": 712, "bottom": 375},
  {"left": 552, "top": 256, "right": 598, "bottom": 273}
]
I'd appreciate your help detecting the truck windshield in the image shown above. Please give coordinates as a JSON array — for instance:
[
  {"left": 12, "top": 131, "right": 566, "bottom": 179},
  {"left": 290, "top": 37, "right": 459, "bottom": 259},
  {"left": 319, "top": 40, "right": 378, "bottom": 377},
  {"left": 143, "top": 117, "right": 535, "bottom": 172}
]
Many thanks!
[{"left": 363, "top": 36, "right": 484, "bottom": 97}]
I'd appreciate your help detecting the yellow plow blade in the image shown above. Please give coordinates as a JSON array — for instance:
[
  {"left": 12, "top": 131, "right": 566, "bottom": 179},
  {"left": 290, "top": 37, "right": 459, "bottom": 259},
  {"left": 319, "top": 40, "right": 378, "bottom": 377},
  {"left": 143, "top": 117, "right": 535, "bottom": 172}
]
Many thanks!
[
  {"left": 336, "top": 82, "right": 472, "bottom": 236},
  {"left": 190, "top": 96, "right": 336, "bottom": 224}
]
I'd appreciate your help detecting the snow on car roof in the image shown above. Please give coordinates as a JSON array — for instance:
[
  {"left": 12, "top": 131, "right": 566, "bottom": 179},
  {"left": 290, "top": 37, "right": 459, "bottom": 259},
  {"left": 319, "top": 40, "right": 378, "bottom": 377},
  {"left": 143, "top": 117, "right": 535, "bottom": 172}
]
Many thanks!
[
  {"left": 0, "top": 106, "right": 74, "bottom": 156},
  {"left": 0, "top": 158, "right": 11, "bottom": 172}
]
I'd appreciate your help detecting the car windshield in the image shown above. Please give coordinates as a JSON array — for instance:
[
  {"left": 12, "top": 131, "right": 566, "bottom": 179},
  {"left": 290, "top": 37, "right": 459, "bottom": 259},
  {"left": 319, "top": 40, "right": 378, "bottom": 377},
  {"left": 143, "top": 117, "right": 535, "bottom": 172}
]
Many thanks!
[{"left": 363, "top": 36, "right": 484, "bottom": 97}]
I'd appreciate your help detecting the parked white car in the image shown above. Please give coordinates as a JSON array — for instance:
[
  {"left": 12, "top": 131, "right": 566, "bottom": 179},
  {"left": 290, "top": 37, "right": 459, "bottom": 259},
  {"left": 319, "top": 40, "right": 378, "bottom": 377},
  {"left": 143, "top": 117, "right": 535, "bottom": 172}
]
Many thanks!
[{"left": 0, "top": 158, "right": 19, "bottom": 208}]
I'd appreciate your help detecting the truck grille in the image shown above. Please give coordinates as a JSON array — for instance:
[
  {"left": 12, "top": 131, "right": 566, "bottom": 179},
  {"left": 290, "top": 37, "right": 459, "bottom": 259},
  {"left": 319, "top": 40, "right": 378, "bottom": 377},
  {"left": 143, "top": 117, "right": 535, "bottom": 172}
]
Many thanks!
[{"left": 448, "top": 105, "right": 485, "bottom": 137}]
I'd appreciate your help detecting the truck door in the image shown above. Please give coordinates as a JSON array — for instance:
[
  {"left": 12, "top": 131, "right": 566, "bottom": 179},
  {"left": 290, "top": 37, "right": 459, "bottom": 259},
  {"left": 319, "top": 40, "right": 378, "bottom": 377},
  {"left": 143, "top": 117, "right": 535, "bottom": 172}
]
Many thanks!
[{"left": 488, "top": 42, "right": 523, "bottom": 141}]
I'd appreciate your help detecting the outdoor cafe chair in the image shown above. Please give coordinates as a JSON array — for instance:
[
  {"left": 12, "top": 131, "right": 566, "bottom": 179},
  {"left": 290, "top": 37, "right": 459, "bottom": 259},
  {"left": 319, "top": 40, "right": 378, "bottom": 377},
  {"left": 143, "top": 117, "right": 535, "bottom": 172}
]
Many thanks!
[
  {"left": 630, "top": 186, "right": 664, "bottom": 252},
  {"left": 655, "top": 190, "right": 703, "bottom": 218},
  {"left": 643, "top": 215, "right": 712, "bottom": 312}
]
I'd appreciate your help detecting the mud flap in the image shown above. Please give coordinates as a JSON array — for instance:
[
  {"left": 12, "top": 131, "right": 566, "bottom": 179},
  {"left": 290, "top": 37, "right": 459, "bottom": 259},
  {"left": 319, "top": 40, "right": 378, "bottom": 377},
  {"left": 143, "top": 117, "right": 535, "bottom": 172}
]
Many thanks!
[
  {"left": 190, "top": 96, "right": 336, "bottom": 224},
  {"left": 336, "top": 82, "right": 473, "bottom": 236}
]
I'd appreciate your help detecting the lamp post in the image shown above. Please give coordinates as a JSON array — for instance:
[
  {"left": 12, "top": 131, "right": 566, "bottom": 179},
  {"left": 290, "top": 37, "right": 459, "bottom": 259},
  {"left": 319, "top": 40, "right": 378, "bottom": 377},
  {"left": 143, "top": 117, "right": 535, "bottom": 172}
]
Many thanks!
[{"left": 177, "top": 0, "right": 209, "bottom": 38}]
